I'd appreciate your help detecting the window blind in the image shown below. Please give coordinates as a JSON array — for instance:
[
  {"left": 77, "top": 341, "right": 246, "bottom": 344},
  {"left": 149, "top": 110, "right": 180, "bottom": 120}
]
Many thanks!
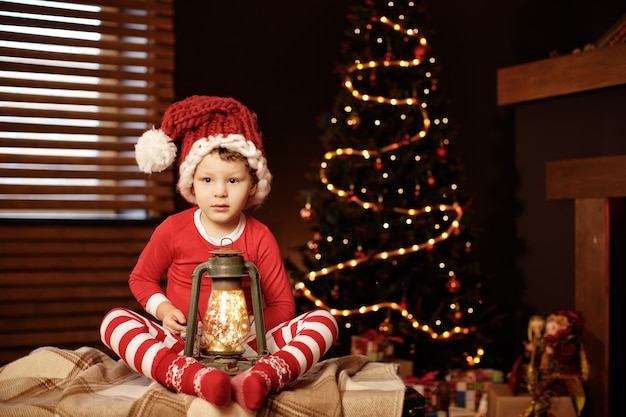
[{"left": 0, "top": 0, "right": 175, "bottom": 220}]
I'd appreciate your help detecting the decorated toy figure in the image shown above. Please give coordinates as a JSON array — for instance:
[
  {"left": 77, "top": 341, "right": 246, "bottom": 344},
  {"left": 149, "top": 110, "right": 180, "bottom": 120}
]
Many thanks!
[
  {"left": 508, "top": 315, "right": 545, "bottom": 395},
  {"left": 522, "top": 309, "right": 589, "bottom": 417},
  {"left": 524, "top": 315, "right": 546, "bottom": 392}
]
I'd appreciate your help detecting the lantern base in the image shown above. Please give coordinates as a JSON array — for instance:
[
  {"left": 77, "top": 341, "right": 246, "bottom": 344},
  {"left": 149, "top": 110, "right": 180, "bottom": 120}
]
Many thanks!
[{"left": 197, "top": 354, "right": 267, "bottom": 376}]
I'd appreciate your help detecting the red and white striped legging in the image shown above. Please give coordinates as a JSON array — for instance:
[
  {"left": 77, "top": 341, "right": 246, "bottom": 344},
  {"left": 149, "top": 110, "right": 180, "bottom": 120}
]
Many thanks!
[{"left": 100, "top": 307, "right": 338, "bottom": 382}]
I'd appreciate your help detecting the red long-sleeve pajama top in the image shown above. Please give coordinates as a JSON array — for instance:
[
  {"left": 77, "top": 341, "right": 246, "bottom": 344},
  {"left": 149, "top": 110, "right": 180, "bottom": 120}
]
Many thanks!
[{"left": 129, "top": 207, "right": 296, "bottom": 333}]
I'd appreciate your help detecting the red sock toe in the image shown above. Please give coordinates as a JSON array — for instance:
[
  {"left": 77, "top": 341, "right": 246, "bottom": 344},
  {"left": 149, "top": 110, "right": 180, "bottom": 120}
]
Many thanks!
[
  {"left": 231, "top": 369, "right": 271, "bottom": 412},
  {"left": 193, "top": 366, "right": 232, "bottom": 407}
]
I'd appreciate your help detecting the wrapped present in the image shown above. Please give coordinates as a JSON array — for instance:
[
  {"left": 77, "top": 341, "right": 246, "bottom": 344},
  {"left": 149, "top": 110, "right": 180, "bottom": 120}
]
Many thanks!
[
  {"left": 446, "top": 368, "right": 504, "bottom": 412},
  {"left": 405, "top": 370, "right": 443, "bottom": 416},
  {"left": 350, "top": 329, "right": 400, "bottom": 361},
  {"left": 487, "top": 383, "right": 576, "bottom": 417}
]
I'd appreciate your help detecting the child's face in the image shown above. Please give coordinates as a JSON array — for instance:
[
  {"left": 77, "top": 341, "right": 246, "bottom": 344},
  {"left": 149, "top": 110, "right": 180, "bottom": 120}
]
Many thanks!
[{"left": 192, "top": 152, "right": 257, "bottom": 231}]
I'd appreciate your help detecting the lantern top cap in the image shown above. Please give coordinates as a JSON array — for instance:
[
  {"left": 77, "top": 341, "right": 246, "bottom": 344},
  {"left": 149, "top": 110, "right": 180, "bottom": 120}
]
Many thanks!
[{"left": 210, "top": 247, "right": 244, "bottom": 257}]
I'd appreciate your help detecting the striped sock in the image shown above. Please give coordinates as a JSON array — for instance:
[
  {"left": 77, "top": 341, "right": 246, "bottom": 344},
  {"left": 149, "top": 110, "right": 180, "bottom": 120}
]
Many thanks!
[{"left": 154, "top": 349, "right": 232, "bottom": 407}]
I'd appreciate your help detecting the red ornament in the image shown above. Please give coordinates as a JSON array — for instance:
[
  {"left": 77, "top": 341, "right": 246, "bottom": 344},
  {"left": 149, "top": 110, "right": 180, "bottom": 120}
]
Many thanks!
[
  {"left": 413, "top": 44, "right": 429, "bottom": 61},
  {"left": 300, "top": 207, "right": 314, "bottom": 221},
  {"left": 385, "top": 51, "right": 394, "bottom": 61},
  {"left": 375, "top": 158, "right": 383, "bottom": 171},
  {"left": 354, "top": 250, "right": 365, "bottom": 259},
  {"left": 446, "top": 277, "right": 461, "bottom": 293},
  {"left": 427, "top": 175, "right": 436, "bottom": 187},
  {"left": 436, "top": 145, "right": 448, "bottom": 158}
]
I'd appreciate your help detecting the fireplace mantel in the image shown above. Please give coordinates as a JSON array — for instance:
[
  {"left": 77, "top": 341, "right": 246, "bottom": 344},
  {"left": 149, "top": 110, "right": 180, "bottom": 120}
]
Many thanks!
[{"left": 497, "top": 42, "right": 626, "bottom": 105}]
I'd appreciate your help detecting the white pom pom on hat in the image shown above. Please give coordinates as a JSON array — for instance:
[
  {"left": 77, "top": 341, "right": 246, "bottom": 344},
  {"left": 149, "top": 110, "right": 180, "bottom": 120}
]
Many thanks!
[
  {"left": 135, "top": 128, "right": 177, "bottom": 173},
  {"left": 135, "top": 95, "right": 271, "bottom": 207}
]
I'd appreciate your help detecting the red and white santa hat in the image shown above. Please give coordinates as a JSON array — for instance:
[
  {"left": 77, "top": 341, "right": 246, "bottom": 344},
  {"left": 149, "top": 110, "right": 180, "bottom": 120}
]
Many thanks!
[{"left": 135, "top": 95, "right": 271, "bottom": 207}]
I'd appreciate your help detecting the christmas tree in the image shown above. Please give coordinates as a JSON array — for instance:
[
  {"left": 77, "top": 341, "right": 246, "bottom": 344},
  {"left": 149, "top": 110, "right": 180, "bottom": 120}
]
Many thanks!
[{"left": 286, "top": 0, "right": 503, "bottom": 375}]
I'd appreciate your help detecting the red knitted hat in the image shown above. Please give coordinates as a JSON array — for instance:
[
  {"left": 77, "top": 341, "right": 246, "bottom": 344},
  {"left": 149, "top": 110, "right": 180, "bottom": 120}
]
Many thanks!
[{"left": 135, "top": 96, "right": 271, "bottom": 207}]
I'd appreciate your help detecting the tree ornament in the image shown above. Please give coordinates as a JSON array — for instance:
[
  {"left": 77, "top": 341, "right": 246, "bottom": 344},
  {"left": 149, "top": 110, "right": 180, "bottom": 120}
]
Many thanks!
[
  {"left": 346, "top": 113, "right": 361, "bottom": 129},
  {"left": 436, "top": 145, "right": 448, "bottom": 159},
  {"left": 427, "top": 175, "right": 436, "bottom": 187},
  {"left": 385, "top": 51, "right": 395, "bottom": 61},
  {"left": 414, "top": 44, "right": 429, "bottom": 61},
  {"left": 300, "top": 207, "right": 315, "bottom": 221},
  {"left": 454, "top": 310, "right": 464, "bottom": 322},
  {"left": 447, "top": 277, "right": 461, "bottom": 293},
  {"left": 331, "top": 284, "right": 340, "bottom": 300},
  {"left": 379, "top": 319, "right": 393, "bottom": 334},
  {"left": 375, "top": 158, "right": 383, "bottom": 171}
]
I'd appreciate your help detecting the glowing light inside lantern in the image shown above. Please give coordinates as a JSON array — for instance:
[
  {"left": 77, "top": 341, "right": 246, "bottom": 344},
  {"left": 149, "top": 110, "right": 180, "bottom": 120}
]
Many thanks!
[{"left": 203, "top": 289, "right": 249, "bottom": 354}]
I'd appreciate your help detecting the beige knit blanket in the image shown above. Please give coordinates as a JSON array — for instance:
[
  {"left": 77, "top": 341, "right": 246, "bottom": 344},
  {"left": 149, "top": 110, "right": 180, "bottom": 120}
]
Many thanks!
[{"left": 0, "top": 347, "right": 405, "bottom": 417}]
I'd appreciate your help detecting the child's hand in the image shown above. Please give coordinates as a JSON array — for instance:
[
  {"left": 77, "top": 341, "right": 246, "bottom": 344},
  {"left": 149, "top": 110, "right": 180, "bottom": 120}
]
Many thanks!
[{"left": 162, "top": 308, "right": 187, "bottom": 334}]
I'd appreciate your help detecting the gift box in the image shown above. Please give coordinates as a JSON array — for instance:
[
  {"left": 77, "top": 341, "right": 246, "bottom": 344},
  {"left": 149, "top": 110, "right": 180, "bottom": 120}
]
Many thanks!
[
  {"left": 487, "top": 383, "right": 576, "bottom": 417},
  {"left": 404, "top": 371, "right": 443, "bottom": 417},
  {"left": 350, "top": 330, "right": 398, "bottom": 361},
  {"left": 446, "top": 368, "right": 504, "bottom": 412}
]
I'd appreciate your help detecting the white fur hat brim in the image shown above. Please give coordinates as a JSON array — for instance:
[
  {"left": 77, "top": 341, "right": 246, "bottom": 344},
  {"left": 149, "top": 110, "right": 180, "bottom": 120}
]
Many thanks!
[{"left": 178, "top": 134, "right": 272, "bottom": 207}]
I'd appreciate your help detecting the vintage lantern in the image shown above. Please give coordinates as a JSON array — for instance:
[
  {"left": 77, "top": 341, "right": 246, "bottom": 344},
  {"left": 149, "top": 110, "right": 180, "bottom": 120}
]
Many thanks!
[{"left": 184, "top": 245, "right": 267, "bottom": 374}]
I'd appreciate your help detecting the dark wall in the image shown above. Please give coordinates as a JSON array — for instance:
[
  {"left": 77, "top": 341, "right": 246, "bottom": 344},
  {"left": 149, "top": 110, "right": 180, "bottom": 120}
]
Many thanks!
[
  {"left": 173, "top": 0, "right": 346, "bottom": 264},
  {"left": 173, "top": 0, "right": 625, "bottom": 345}
]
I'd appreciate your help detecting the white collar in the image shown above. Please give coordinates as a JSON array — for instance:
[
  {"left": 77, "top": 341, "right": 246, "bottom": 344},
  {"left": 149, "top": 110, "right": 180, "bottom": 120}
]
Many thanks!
[{"left": 194, "top": 209, "right": 246, "bottom": 246}]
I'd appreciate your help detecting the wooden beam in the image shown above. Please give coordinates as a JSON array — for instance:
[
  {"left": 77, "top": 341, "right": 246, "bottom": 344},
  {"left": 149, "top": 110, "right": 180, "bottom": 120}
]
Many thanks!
[
  {"left": 575, "top": 199, "right": 609, "bottom": 417},
  {"left": 546, "top": 155, "right": 626, "bottom": 200},
  {"left": 497, "top": 43, "right": 626, "bottom": 106},
  {"left": 545, "top": 155, "right": 624, "bottom": 417}
]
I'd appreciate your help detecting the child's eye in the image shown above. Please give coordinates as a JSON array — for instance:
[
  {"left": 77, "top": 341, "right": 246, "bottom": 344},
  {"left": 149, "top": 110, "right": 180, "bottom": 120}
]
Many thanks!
[
  {"left": 228, "top": 178, "right": 238, "bottom": 184},
  {"left": 203, "top": 178, "right": 212, "bottom": 183}
]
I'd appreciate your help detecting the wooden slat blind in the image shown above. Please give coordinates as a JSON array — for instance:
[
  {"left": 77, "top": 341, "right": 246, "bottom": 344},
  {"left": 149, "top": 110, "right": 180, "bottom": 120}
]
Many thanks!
[
  {"left": 0, "top": 221, "right": 160, "bottom": 365},
  {"left": 0, "top": 0, "right": 175, "bottom": 219}
]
